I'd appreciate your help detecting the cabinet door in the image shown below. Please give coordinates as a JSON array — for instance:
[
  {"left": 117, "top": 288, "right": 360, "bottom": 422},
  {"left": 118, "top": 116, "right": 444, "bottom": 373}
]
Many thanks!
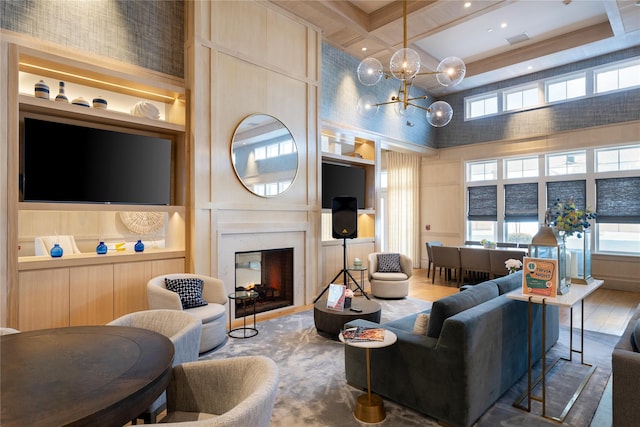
[
  {"left": 113, "top": 261, "right": 152, "bottom": 318},
  {"left": 69, "top": 265, "right": 114, "bottom": 326},
  {"left": 18, "top": 269, "right": 70, "bottom": 331}
]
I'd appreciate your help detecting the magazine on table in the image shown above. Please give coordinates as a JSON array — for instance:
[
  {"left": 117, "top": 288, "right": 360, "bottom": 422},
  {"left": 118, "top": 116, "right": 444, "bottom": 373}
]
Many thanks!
[{"left": 342, "top": 326, "right": 385, "bottom": 342}]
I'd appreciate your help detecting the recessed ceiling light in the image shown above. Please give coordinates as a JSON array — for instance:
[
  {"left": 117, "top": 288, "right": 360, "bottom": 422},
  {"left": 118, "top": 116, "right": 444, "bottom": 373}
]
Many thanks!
[
  {"left": 464, "top": 2, "right": 471, "bottom": 7},
  {"left": 527, "top": 65, "right": 533, "bottom": 70},
  {"left": 501, "top": 22, "right": 508, "bottom": 29},
  {"left": 487, "top": 28, "right": 494, "bottom": 33},
  {"left": 362, "top": 47, "right": 367, "bottom": 52}
]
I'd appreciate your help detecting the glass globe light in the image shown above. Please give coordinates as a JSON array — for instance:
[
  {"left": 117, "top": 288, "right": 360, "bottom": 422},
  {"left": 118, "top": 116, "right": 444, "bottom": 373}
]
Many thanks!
[
  {"left": 356, "top": 94, "right": 379, "bottom": 118},
  {"left": 436, "top": 56, "right": 466, "bottom": 87},
  {"left": 426, "top": 100, "right": 453, "bottom": 127},
  {"left": 390, "top": 48, "right": 421, "bottom": 81},
  {"left": 357, "top": 58, "right": 383, "bottom": 86},
  {"left": 394, "top": 99, "right": 415, "bottom": 117}
]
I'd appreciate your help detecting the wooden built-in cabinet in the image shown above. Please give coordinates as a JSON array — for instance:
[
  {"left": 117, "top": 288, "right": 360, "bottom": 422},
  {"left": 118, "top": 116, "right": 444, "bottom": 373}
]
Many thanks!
[
  {"left": 18, "top": 255, "right": 185, "bottom": 331},
  {"left": 5, "top": 40, "right": 189, "bottom": 330},
  {"left": 320, "top": 126, "right": 378, "bottom": 287}
]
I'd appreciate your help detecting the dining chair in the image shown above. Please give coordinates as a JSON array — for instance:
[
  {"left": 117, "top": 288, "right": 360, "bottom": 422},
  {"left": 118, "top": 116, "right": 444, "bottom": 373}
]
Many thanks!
[
  {"left": 108, "top": 309, "right": 202, "bottom": 424},
  {"left": 426, "top": 241, "right": 443, "bottom": 278},
  {"left": 489, "top": 249, "right": 526, "bottom": 279},
  {"left": 459, "top": 247, "right": 491, "bottom": 284},
  {"left": 430, "top": 245, "right": 462, "bottom": 286},
  {"left": 157, "top": 356, "right": 279, "bottom": 427}
]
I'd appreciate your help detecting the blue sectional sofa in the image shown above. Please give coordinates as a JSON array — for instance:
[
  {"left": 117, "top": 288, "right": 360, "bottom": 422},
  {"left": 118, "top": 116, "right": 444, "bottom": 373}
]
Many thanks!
[{"left": 344, "top": 272, "right": 559, "bottom": 427}]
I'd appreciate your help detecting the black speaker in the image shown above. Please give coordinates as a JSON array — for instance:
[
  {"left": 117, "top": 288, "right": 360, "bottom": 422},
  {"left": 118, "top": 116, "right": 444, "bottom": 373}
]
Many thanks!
[{"left": 332, "top": 196, "right": 358, "bottom": 239}]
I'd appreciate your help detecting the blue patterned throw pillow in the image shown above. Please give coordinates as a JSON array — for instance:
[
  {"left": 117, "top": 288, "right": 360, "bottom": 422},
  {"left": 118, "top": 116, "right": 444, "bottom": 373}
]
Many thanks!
[
  {"left": 377, "top": 253, "right": 402, "bottom": 273},
  {"left": 164, "top": 277, "right": 208, "bottom": 309}
]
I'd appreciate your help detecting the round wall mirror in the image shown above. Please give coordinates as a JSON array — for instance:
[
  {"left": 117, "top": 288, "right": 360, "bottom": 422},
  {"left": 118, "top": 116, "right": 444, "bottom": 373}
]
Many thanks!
[{"left": 231, "top": 114, "right": 298, "bottom": 197}]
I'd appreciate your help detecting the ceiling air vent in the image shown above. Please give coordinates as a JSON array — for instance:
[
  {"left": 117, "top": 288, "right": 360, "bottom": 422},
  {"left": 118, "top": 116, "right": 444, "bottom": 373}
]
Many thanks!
[{"left": 506, "top": 33, "right": 530, "bottom": 45}]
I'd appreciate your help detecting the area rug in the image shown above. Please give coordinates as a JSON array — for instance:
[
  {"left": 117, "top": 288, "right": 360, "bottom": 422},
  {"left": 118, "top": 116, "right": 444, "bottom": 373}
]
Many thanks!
[{"left": 200, "top": 298, "right": 617, "bottom": 427}]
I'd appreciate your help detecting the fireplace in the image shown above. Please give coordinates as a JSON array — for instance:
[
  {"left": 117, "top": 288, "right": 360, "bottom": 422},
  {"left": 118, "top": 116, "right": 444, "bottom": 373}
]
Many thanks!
[{"left": 234, "top": 247, "right": 294, "bottom": 317}]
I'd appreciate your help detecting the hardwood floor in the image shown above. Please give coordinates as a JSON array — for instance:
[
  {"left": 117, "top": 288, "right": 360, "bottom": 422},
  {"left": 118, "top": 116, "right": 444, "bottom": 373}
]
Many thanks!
[{"left": 410, "top": 268, "right": 640, "bottom": 336}]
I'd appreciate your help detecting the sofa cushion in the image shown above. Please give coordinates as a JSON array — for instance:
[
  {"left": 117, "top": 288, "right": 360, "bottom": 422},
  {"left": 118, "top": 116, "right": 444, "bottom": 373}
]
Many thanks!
[
  {"left": 413, "top": 313, "right": 429, "bottom": 335},
  {"left": 632, "top": 318, "right": 640, "bottom": 352},
  {"left": 377, "top": 253, "right": 402, "bottom": 273},
  {"left": 426, "top": 282, "right": 499, "bottom": 338},
  {"left": 491, "top": 271, "right": 523, "bottom": 295},
  {"left": 370, "top": 271, "right": 408, "bottom": 281},
  {"left": 165, "top": 277, "right": 208, "bottom": 309}
]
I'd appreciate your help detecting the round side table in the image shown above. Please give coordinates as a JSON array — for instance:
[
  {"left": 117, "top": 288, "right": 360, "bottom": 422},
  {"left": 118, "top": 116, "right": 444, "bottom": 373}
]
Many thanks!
[
  {"left": 228, "top": 290, "right": 259, "bottom": 338},
  {"left": 339, "top": 329, "right": 397, "bottom": 423}
]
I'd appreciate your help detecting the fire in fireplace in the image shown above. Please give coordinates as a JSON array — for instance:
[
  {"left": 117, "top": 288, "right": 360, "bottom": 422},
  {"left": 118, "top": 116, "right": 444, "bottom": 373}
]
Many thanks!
[{"left": 234, "top": 248, "right": 294, "bottom": 317}]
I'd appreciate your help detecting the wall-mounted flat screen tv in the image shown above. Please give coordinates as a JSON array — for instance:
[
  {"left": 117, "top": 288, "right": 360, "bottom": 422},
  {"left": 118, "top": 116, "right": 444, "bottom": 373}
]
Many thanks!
[
  {"left": 21, "top": 116, "right": 173, "bottom": 205},
  {"left": 322, "top": 162, "right": 365, "bottom": 209}
]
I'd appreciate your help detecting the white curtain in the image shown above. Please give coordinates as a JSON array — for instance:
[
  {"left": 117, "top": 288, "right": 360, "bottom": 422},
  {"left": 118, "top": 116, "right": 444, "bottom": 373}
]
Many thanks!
[{"left": 385, "top": 151, "right": 421, "bottom": 265}]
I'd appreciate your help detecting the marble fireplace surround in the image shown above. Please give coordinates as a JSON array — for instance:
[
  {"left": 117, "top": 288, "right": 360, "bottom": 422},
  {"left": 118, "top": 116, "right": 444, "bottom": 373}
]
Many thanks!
[{"left": 218, "top": 228, "right": 308, "bottom": 319}]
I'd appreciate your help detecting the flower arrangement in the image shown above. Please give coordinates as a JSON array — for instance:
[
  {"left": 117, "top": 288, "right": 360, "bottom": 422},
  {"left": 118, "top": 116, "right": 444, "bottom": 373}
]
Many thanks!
[
  {"left": 344, "top": 289, "right": 354, "bottom": 298},
  {"left": 480, "top": 239, "right": 496, "bottom": 249},
  {"left": 505, "top": 258, "right": 523, "bottom": 274},
  {"left": 545, "top": 198, "right": 596, "bottom": 239}
]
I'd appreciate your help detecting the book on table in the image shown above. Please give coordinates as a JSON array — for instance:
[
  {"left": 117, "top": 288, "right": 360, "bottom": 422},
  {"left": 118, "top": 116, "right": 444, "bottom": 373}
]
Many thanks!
[{"left": 342, "top": 326, "right": 385, "bottom": 342}]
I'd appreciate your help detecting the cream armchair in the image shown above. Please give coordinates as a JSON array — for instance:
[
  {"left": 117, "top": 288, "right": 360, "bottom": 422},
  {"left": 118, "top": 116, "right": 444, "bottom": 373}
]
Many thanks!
[
  {"left": 368, "top": 252, "right": 413, "bottom": 298},
  {"left": 158, "top": 356, "right": 279, "bottom": 427},
  {"left": 108, "top": 309, "right": 202, "bottom": 423},
  {"left": 147, "top": 273, "right": 228, "bottom": 353}
]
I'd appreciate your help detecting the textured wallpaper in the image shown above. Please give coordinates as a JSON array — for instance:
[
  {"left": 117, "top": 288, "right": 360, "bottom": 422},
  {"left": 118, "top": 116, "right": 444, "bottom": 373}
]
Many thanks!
[{"left": 1, "top": 0, "right": 184, "bottom": 78}]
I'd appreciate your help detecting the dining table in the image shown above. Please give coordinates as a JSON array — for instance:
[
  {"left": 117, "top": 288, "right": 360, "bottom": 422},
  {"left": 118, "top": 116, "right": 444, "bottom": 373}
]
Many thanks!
[{"left": 1, "top": 325, "right": 174, "bottom": 427}]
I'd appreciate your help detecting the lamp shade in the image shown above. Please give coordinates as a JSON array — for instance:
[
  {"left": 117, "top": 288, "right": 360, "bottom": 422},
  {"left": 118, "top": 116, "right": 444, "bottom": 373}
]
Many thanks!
[
  {"left": 436, "top": 56, "right": 466, "bottom": 87},
  {"left": 426, "top": 101, "right": 453, "bottom": 127},
  {"left": 357, "top": 58, "right": 384, "bottom": 86},
  {"left": 390, "top": 48, "right": 421, "bottom": 81},
  {"left": 356, "top": 94, "right": 379, "bottom": 118}
]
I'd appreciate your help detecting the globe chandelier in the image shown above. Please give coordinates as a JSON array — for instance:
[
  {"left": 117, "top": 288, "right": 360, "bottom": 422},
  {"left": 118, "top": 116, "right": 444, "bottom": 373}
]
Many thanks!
[{"left": 356, "top": 0, "right": 466, "bottom": 127}]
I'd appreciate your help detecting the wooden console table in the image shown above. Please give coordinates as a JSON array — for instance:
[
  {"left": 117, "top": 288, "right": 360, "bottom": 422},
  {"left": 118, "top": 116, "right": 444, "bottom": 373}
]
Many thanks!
[{"left": 506, "top": 279, "right": 604, "bottom": 422}]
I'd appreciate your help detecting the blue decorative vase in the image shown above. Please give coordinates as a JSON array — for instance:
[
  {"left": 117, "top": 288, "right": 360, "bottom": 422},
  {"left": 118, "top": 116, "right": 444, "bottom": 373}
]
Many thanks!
[
  {"left": 50, "top": 243, "right": 63, "bottom": 258},
  {"left": 34, "top": 80, "right": 50, "bottom": 99},
  {"left": 96, "top": 241, "right": 108, "bottom": 255},
  {"left": 55, "top": 81, "right": 68, "bottom": 103},
  {"left": 134, "top": 240, "right": 145, "bottom": 253}
]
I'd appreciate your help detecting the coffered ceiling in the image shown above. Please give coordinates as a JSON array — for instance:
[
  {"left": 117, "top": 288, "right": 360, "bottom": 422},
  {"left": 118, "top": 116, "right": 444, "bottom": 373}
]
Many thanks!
[{"left": 270, "top": 0, "right": 640, "bottom": 96}]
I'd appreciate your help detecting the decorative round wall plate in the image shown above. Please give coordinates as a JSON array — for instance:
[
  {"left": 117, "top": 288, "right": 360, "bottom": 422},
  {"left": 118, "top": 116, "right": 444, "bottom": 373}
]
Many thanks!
[{"left": 119, "top": 211, "right": 166, "bottom": 234}]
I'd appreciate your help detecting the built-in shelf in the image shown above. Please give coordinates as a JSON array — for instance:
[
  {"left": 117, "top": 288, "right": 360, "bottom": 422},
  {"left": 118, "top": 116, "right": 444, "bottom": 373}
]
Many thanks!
[
  {"left": 321, "top": 151, "right": 375, "bottom": 166},
  {"left": 19, "top": 95, "right": 185, "bottom": 133},
  {"left": 18, "top": 249, "right": 186, "bottom": 271},
  {"left": 19, "top": 202, "right": 185, "bottom": 213}
]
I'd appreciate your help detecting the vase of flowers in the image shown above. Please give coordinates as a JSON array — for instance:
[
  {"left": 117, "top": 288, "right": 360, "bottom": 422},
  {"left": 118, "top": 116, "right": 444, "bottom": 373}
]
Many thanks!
[
  {"left": 344, "top": 289, "right": 354, "bottom": 309},
  {"left": 504, "top": 258, "right": 522, "bottom": 275},
  {"left": 546, "top": 198, "right": 596, "bottom": 284}
]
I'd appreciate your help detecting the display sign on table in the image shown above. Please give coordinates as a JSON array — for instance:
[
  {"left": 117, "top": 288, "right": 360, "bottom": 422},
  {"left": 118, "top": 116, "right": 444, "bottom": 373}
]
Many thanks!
[
  {"left": 327, "top": 283, "right": 346, "bottom": 311},
  {"left": 522, "top": 257, "right": 558, "bottom": 297}
]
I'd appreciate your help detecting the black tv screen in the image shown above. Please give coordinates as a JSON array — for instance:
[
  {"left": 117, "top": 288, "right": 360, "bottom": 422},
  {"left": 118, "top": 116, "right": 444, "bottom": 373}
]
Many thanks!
[
  {"left": 322, "top": 162, "right": 365, "bottom": 209},
  {"left": 21, "top": 117, "right": 172, "bottom": 205}
]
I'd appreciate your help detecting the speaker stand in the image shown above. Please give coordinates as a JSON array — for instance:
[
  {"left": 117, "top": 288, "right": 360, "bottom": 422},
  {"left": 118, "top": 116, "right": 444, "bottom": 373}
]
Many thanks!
[{"left": 314, "top": 238, "right": 370, "bottom": 303}]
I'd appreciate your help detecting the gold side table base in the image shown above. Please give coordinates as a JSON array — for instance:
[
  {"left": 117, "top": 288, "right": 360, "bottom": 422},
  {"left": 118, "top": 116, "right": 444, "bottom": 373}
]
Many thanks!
[{"left": 354, "top": 393, "right": 385, "bottom": 423}]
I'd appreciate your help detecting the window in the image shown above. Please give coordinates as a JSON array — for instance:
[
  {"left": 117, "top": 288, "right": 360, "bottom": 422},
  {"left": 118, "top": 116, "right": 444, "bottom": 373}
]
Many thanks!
[
  {"left": 254, "top": 146, "right": 266, "bottom": 160},
  {"left": 595, "top": 62, "right": 640, "bottom": 93},
  {"left": 546, "top": 74, "right": 586, "bottom": 103},
  {"left": 504, "top": 157, "right": 538, "bottom": 179},
  {"left": 467, "top": 160, "right": 497, "bottom": 182},
  {"left": 596, "top": 145, "right": 640, "bottom": 172},
  {"left": 504, "top": 86, "right": 538, "bottom": 111},
  {"left": 546, "top": 180, "right": 587, "bottom": 211},
  {"left": 595, "top": 177, "right": 640, "bottom": 254},
  {"left": 504, "top": 183, "right": 538, "bottom": 244},
  {"left": 547, "top": 151, "right": 586, "bottom": 175},
  {"left": 465, "top": 94, "right": 498, "bottom": 119},
  {"left": 467, "top": 185, "right": 497, "bottom": 242}
]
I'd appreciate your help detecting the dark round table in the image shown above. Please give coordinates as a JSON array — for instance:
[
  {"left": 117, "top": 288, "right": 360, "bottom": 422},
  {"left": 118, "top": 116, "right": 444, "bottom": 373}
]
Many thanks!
[
  {"left": 1, "top": 325, "right": 174, "bottom": 427},
  {"left": 314, "top": 296, "right": 382, "bottom": 339}
]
